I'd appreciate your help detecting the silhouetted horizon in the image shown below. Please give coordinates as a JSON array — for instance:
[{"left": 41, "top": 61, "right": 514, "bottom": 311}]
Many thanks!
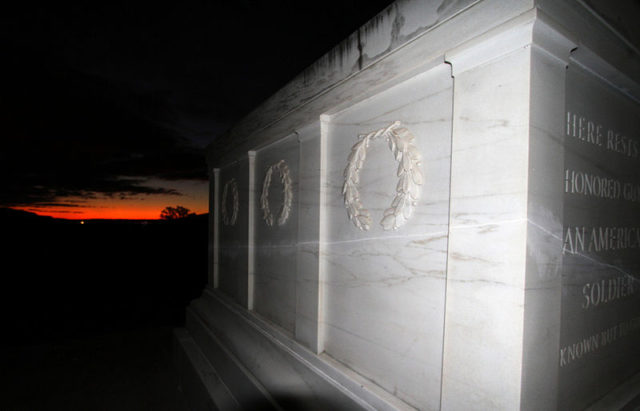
[{"left": 1, "top": 206, "right": 208, "bottom": 223}]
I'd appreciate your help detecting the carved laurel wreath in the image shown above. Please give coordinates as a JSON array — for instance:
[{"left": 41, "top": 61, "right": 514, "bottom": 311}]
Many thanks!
[
  {"left": 343, "top": 121, "right": 423, "bottom": 231},
  {"left": 260, "top": 160, "right": 293, "bottom": 227},
  {"left": 221, "top": 178, "right": 239, "bottom": 226}
]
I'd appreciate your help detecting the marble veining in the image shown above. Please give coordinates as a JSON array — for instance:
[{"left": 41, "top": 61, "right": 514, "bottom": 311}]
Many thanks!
[
  {"left": 321, "top": 63, "right": 452, "bottom": 410},
  {"left": 252, "top": 136, "right": 300, "bottom": 334}
]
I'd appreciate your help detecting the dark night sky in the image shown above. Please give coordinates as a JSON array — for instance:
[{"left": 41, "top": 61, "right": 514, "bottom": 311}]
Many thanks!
[{"left": 2, "top": 0, "right": 394, "bottom": 218}]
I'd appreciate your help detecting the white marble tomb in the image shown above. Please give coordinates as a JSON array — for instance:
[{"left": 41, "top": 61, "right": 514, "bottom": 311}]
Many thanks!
[{"left": 174, "top": 1, "right": 640, "bottom": 409}]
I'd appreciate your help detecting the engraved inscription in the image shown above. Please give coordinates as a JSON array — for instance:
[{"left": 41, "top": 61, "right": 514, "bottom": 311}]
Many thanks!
[
  {"left": 581, "top": 275, "right": 637, "bottom": 309},
  {"left": 565, "top": 169, "right": 620, "bottom": 200},
  {"left": 566, "top": 112, "right": 639, "bottom": 159},
  {"left": 560, "top": 316, "right": 640, "bottom": 367},
  {"left": 560, "top": 327, "right": 616, "bottom": 367},
  {"left": 562, "top": 226, "right": 640, "bottom": 255},
  {"left": 560, "top": 67, "right": 640, "bottom": 409},
  {"left": 565, "top": 169, "right": 640, "bottom": 203}
]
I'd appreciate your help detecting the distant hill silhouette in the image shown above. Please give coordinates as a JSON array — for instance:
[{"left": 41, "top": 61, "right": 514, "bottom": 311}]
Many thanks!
[
  {"left": 0, "top": 207, "right": 208, "bottom": 225},
  {"left": 0, "top": 207, "right": 59, "bottom": 224}
]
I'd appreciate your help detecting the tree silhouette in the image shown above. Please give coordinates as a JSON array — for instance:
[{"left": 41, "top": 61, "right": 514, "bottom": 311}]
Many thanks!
[{"left": 160, "top": 206, "right": 194, "bottom": 220}]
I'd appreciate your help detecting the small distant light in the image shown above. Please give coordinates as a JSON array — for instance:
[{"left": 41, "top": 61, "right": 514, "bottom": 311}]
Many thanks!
[{"left": 80, "top": 221, "right": 85, "bottom": 225}]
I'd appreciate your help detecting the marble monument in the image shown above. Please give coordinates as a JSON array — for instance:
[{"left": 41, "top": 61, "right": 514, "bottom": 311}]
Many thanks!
[{"left": 174, "top": 0, "right": 640, "bottom": 409}]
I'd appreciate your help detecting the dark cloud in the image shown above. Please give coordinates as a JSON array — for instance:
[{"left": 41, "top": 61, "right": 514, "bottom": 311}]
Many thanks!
[
  {"left": 1, "top": 54, "right": 199, "bottom": 207},
  {"left": 1, "top": 0, "right": 394, "bottom": 208}
]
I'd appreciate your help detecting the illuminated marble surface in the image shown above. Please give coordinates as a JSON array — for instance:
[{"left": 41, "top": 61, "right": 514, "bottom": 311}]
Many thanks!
[
  {"left": 320, "top": 64, "right": 452, "bottom": 409},
  {"left": 252, "top": 134, "right": 300, "bottom": 333},
  {"left": 180, "top": 1, "right": 640, "bottom": 410}
]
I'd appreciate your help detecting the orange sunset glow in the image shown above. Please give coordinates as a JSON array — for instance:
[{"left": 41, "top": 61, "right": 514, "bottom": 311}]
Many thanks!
[{"left": 13, "top": 181, "right": 209, "bottom": 220}]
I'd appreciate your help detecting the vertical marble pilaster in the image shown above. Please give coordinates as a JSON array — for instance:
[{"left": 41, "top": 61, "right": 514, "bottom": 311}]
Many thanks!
[
  {"left": 295, "top": 122, "right": 323, "bottom": 352},
  {"left": 442, "top": 11, "right": 575, "bottom": 410},
  {"left": 211, "top": 168, "right": 220, "bottom": 288},
  {"left": 444, "top": 42, "right": 529, "bottom": 406},
  {"left": 247, "top": 152, "right": 256, "bottom": 310},
  {"left": 521, "top": 17, "right": 574, "bottom": 410}
]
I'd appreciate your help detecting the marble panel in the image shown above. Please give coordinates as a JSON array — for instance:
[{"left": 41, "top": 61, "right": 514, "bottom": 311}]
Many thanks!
[
  {"left": 188, "top": 289, "right": 411, "bottom": 411},
  {"left": 559, "top": 57, "right": 640, "bottom": 410},
  {"left": 252, "top": 135, "right": 300, "bottom": 334},
  {"left": 217, "top": 158, "right": 250, "bottom": 307},
  {"left": 321, "top": 63, "right": 452, "bottom": 410}
]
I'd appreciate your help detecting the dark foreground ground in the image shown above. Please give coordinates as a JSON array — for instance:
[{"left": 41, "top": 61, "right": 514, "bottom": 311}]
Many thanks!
[
  {"left": 0, "top": 209, "right": 207, "bottom": 410},
  {"left": 1, "top": 326, "right": 189, "bottom": 410}
]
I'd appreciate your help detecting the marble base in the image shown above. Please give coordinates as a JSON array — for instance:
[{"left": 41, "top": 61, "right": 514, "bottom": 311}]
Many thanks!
[
  {"left": 175, "top": 288, "right": 413, "bottom": 410},
  {"left": 173, "top": 328, "right": 240, "bottom": 410}
]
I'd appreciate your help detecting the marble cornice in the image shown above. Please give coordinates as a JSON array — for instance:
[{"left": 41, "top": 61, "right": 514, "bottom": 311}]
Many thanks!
[
  {"left": 207, "top": 0, "right": 534, "bottom": 165},
  {"left": 206, "top": 0, "right": 639, "bottom": 167}
]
